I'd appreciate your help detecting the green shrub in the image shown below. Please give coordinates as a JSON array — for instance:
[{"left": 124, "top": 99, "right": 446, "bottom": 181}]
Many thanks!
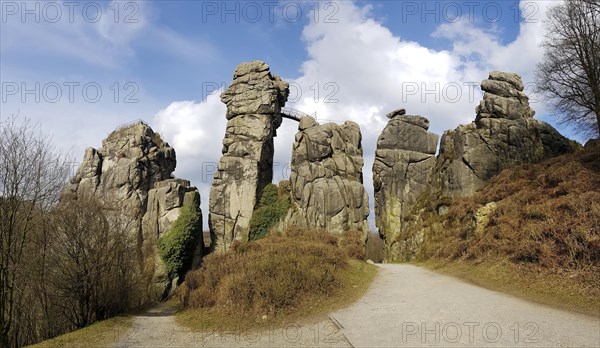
[
  {"left": 249, "top": 183, "right": 290, "bottom": 241},
  {"left": 156, "top": 198, "right": 202, "bottom": 279},
  {"left": 258, "top": 183, "right": 278, "bottom": 206}
]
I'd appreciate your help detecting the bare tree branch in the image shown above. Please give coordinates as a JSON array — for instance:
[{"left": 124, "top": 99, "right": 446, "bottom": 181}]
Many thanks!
[
  {"left": 0, "top": 116, "right": 71, "bottom": 347},
  {"left": 536, "top": 0, "right": 600, "bottom": 138}
]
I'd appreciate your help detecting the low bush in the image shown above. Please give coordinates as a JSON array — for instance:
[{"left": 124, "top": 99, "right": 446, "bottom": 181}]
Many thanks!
[
  {"left": 365, "top": 232, "right": 385, "bottom": 263},
  {"left": 178, "top": 226, "right": 348, "bottom": 315}
]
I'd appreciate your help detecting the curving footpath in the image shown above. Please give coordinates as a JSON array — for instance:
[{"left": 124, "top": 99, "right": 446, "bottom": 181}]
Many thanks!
[
  {"left": 331, "top": 264, "right": 600, "bottom": 347},
  {"left": 115, "top": 264, "right": 600, "bottom": 347}
]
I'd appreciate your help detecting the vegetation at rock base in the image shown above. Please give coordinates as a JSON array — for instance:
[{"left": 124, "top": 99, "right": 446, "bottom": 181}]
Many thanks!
[
  {"left": 248, "top": 182, "right": 291, "bottom": 241},
  {"left": 157, "top": 192, "right": 202, "bottom": 279},
  {"left": 402, "top": 146, "right": 600, "bottom": 315},
  {"left": 340, "top": 229, "right": 366, "bottom": 260},
  {"left": 176, "top": 226, "right": 377, "bottom": 331}
]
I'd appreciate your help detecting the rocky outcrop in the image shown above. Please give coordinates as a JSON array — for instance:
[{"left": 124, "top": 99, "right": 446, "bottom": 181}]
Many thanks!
[
  {"left": 436, "top": 71, "right": 578, "bottom": 197},
  {"left": 209, "top": 61, "right": 289, "bottom": 252},
  {"left": 65, "top": 122, "right": 176, "bottom": 204},
  {"left": 141, "top": 178, "right": 202, "bottom": 297},
  {"left": 374, "top": 72, "right": 579, "bottom": 261},
  {"left": 62, "top": 121, "right": 202, "bottom": 299},
  {"left": 286, "top": 118, "right": 369, "bottom": 234},
  {"left": 373, "top": 109, "right": 439, "bottom": 249}
]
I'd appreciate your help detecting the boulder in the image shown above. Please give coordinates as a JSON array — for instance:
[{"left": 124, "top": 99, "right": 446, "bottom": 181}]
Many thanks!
[
  {"left": 386, "top": 108, "right": 406, "bottom": 119},
  {"left": 221, "top": 61, "right": 289, "bottom": 119},
  {"left": 489, "top": 71, "right": 525, "bottom": 90}
]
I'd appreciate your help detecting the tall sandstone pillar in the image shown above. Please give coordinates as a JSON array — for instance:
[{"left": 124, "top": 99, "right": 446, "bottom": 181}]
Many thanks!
[
  {"left": 436, "top": 71, "right": 578, "bottom": 197},
  {"left": 372, "top": 109, "right": 439, "bottom": 255},
  {"left": 209, "top": 61, "right": 289, "bottom": 252}
]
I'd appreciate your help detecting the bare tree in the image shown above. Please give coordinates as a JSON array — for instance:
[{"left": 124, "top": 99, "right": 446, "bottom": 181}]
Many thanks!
[
  {"left": 0, "top": 117, "right": 71, "bottom": 347},
  {"left": 536, "top": 0, "right": 600, "bottom": 137},
  {"left": 47, "top": 198, "right": 142, "bottom": 329}
]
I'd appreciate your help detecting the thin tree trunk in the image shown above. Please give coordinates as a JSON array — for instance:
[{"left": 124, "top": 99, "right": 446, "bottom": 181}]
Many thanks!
[{"left": 596, "top": 112, "right": 600, "bottom": 138}]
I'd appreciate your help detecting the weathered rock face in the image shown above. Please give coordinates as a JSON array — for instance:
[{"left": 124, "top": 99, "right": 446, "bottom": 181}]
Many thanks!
[
  {"left": 141, "top": 178, "right": 202, "bottom": 298},
  {"left": 373, "top": 111, "right": 439, "bottom": 250},
  {"left": 436, "top": 71, "right": 578, "bottom": 197},
  {"left": 286, "top": 119, "right": 369, "bottom": 234},
  {"left": 66, "top": 122, "right": 176, "bottom": 205},
  {"left": 209, "top": 61, "right": 289, "bottom": 252},
  {"left": 62, "top": 121, "right": 202, "bottom": 299},
  {"left": 374, "top": 72, "right": 579, "bottom": 261}
]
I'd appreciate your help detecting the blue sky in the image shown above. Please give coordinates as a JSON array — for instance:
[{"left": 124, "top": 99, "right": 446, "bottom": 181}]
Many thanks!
[{"left": 1, "top": 0, "right": 581, "bottom": 229}]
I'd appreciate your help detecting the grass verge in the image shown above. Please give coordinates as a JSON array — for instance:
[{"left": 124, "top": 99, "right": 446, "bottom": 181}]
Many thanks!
[
  {"left": 418, "top": 258, "right": 600, "bottom": 318},
  {"left": 27, "top": 315, "right": 133, "bottom": 348}
]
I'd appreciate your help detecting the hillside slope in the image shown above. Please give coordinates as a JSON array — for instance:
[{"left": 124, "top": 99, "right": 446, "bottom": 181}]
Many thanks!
[{"left": 402, "top": 143, "right": 600, "bottom": 314}]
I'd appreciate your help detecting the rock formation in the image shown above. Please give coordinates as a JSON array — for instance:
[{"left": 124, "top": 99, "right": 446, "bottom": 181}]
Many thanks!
[
  {"left": 436, "top": 71, "right": 578, "bottom": 197},
  {"left": 286, "top": 118, "right": 369, "bottom": 234},
  {"left": 208, "top": 61, "right": 289, "bottom": 252},
  {"left": 373, "top": 109, "right": 439, "bottom": 247},
  {"left": 62, "top": 121, "right": 202, "bottom": 299},
  {"left": 374, "top": 72, "right": 579, "bottom": 260},
  {"left": 141, "top": 178, "right": 202, "bottom": 297}
]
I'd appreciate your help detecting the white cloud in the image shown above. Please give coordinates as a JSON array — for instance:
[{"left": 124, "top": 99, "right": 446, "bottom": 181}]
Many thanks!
[
  {"left": 153, "top": 96, "right": 226, "bottom": 159},
  {"left": 0, "top": 0, "right": 215, "bottom": 67},
  {"left": 432, "top": 1, "right": 561, "bottom": 113},
  {"left": 152, "top": 92, "right": 227, "bottom": 224},
  {"left": 152, "top": 0, "right": 558, "bottom": 230},
  {"left": 285, "top": 1, "right": 557, "bottom": 227}
]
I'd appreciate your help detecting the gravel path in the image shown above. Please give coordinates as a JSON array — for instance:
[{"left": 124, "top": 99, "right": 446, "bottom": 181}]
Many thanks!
[
  {"left": 331, "top": 264, "right": 600, "bottom": 347},
  {"left": 115, "top": 264, "right": 600, "bottom": 347},
  {"left": 114, "top": 302, "right": 350, "bottom": 347}
]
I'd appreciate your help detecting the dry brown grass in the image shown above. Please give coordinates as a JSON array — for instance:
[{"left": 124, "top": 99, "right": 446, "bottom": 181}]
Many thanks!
[
  {"left": 175, "top": 226, "right": 377, "bottom": 331},
  {"left": 27, "top": 316, "right": 133, "bottom": 348},
  {"left": 177, "top": 226, "right": 374, "bottom": 328},
  {"left": 407, "top": 147, "right": 600, "bottom": 315},
  {"left": 340, "top": 229, "right": 366, "bottom": 260}
]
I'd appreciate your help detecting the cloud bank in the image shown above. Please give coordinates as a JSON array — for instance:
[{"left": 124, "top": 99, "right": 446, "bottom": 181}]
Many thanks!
[{"left": 153, "top": 0, "right": 558, "bottom": 229}]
